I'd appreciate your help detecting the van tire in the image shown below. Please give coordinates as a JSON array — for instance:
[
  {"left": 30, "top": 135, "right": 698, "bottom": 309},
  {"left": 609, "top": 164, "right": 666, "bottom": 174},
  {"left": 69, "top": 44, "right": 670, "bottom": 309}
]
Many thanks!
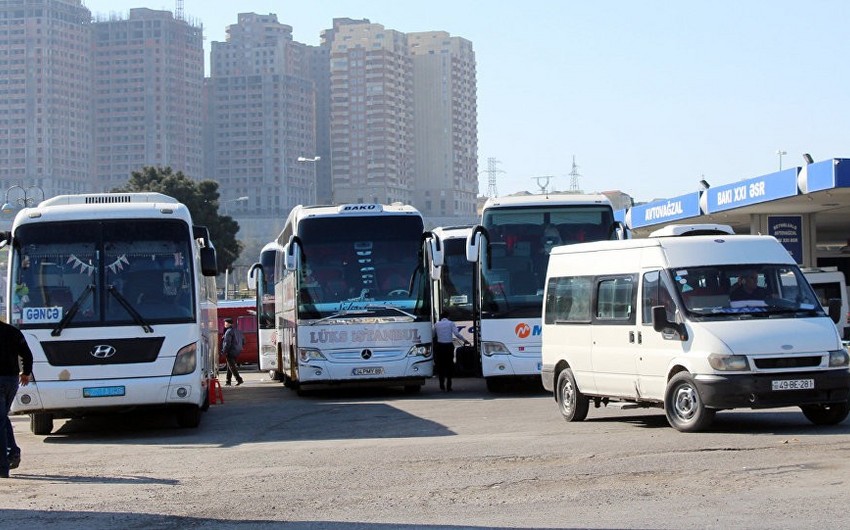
[
  {"left": 556, "top": 368, "right": 589, "bottom": 422},
  {"left": 176, "top": 405, "right": 202, "bottom": 428},
  {"left": 30, "top": 413, "right": 54, "bottom": 435},
  {"left": 664, "top": 372, "right": 715, "bottom": 432},
  {"left": 800, "top": 402, "right": 850, "bottom": 425}
]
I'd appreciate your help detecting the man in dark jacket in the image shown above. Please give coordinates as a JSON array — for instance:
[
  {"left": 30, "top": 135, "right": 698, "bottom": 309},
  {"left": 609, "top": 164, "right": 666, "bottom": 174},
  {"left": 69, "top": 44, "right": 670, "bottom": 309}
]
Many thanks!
[
  {"left": 1, "top": 320, "right": 33, "bottom": 478},
  {"left": 221, "top": 318, "right": 244, "bottom": 386}
]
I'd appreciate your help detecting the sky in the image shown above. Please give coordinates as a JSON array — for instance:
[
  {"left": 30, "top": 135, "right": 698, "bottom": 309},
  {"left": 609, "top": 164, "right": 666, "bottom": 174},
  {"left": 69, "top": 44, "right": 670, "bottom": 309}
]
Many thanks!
[{"left": 82, "top": 0, "right": 850, "bottom": 203}]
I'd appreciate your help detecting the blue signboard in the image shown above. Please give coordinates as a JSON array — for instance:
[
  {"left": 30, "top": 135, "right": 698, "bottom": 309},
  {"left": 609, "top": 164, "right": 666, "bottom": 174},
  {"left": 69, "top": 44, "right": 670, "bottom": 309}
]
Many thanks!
[
  {"left": 627, "top": 192, "right": 701, "bottom": 229},
  {"left": 703, "top": 168, "right": 799, "bottom": 213},
  {"left": 801, "top": 158, "right": 850, "bottom": 192},
  {"left": 768, "top": 215, "right": 803, "bottom": 264}
]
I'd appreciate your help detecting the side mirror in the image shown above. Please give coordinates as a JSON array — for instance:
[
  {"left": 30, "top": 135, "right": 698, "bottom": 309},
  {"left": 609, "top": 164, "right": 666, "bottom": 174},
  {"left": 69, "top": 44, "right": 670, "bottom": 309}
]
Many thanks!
[
  {"left": 466, "top": 225, "right": 488, "bottom": 263},
  {"left": 200, "top": 247, "right": 217, "bottom": 277},
  {"left": 828, "top": 298, "right": 842, "bottom": 324},
  {"left": 0, "top": 231, "right": 10, "bottom": 249},
  {"left": 283, "top": 235, "right": 301, "bottom": 271},
  {"left": 247, "top": 262, "right": 262, "bottom": 290},
  {"left": 652, "top": 305, "right": 688, "bottom": 341}
]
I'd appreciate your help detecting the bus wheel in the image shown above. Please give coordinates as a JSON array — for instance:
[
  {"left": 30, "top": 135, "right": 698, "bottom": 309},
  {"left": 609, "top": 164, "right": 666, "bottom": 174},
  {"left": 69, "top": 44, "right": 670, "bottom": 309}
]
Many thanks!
[
  {"left": 556, "top": 368, "right": 589, "bottom": 422},
  {"left": 801, "top": 402, "right": 850, "bottom": 425},
  {"left": 30, "top": 413, "right": 54, "bottom": 435},
  {"left": 485, "top": 377, "right": 504, "bottom": 393},
  {"left": 403, "top": 384, "right": 422, "bottom": 394},
  {"left": 268, "top": 370, "right": 281, "bottom": 381},
  {"left": 664, "top": 372, "right": 715, "bottom": 432},
  {"left": 176, "top": 406, "right": 202, "bottom": 428}
]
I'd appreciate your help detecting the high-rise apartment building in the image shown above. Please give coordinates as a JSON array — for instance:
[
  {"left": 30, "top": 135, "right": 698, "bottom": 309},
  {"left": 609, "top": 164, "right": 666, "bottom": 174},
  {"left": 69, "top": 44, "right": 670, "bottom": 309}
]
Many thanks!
[
  {"left": 323, "top": 19, "right": 415, "bottom": 205},
  {"left": 92, "top": 8, "right": 204, "bottom": 191},
  {"left": 0, "top": 0, "right": 93, "bottom": 198},
  {"left": 206, "top": 13, "right": 317, "bottom": 241},
  {"left": 409, "top": 31, "right": 478, "bottom": 224}
]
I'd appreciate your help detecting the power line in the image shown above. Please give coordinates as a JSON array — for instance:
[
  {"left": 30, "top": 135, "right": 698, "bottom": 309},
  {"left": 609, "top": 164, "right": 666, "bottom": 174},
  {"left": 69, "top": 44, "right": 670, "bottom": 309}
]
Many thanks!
[{"left": 485, "top": 157, "right": 504, "bottom": 198}]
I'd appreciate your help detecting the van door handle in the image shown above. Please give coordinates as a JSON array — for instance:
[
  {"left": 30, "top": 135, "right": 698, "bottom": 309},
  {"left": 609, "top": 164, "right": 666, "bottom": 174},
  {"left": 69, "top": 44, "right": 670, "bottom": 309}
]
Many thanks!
[
  {"left": 637, "top": 331, "right": 642, "bottom": 344},
  {"left": 629, "top": 331, "right": 635, "bottom": 343}
]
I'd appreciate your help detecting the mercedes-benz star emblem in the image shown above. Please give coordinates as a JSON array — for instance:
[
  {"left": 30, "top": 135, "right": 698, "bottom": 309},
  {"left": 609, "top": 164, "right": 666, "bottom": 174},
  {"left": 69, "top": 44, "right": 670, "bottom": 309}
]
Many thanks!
[
  {"left": 91, "top": 345, "right": 117, "bottom": 359},
  {"left": 361, "top": 349, "right": 372, "bottom": 360}
]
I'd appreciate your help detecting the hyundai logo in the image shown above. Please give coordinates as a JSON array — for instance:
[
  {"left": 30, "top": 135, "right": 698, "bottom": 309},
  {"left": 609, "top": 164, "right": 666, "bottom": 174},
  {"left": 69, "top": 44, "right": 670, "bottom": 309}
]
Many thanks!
[
  {"left": 361, "top": 349, "right": 373, "bottom": 360},
  {"left": 91, "top": 345, "right": 117, "bottom": 359}
]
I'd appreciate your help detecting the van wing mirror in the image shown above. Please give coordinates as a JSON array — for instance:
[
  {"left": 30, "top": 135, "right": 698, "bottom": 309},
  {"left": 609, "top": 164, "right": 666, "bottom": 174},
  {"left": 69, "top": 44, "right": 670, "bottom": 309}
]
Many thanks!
[
  {"left": 827, "top": 298, "right": 842, "bottom": 324},
  {"left": 652, "top": 305, "right": 688, "bottom": 341}
]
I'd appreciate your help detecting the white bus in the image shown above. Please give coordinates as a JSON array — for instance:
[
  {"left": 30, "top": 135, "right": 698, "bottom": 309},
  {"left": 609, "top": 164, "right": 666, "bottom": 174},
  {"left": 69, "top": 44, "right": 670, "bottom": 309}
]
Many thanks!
[
  {"left": 466, "top": 194, "right": 622, "bottom": 391},
  {"left": 248, "top": 241, "right": 284, "bottom": 380},
  {"left": 1, "top": 193, "right": 219, "bottom": 434},
  {"left": 274, "top": 203, "right": 433, "bottom": 393},
  {"left": 428, "top": 226, "right": 479, "bottom": 376}
]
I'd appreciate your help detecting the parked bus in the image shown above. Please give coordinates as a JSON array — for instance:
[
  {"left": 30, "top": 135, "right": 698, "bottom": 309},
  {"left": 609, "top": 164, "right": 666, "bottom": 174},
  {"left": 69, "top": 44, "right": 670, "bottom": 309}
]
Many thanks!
[
  {"left": 428, "top": 226, "right": 479, "bottom": 376},
  {"left": 216, "top": 299, "right": 259, "bottom": 366},
  {"left": 1, "top": 193, "right": 218, "bottom": 434},
  {"left": 248, "top": 241, "right": 282, "bottom": 379},
  {"left": 274, "top": 203, "right": 433, "bottom": 393},
  {"left": 466, "top": 194, "right": 622, "bottom": 391}
]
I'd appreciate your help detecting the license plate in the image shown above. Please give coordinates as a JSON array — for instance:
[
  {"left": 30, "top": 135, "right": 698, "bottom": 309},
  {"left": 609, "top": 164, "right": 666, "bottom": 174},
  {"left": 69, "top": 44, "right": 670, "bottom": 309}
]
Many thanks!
[
  {"left": 771, "top": 379, "right": 815, "bottom": 391},
  {"left": 352, "top": 367, "right": 384, "bottom": 376},
  {"left": 83, "top": 386, "right": 126, "bottom": 398}
]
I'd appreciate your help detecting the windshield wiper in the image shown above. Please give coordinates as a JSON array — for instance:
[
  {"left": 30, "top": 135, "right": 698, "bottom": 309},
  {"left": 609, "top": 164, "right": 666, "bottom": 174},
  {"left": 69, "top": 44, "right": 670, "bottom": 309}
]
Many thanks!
[
  {"left": 51, "top": 284, "right": 95, "bottom": 337},
  {"left": 308, "top": 309, "right": 373, "bottom": 326},
  {"left": 107, "top": 285, "right": 154, "bottom": 333},
  {"left": 365, "top": 304, "right": 416, "bottom": 319}
]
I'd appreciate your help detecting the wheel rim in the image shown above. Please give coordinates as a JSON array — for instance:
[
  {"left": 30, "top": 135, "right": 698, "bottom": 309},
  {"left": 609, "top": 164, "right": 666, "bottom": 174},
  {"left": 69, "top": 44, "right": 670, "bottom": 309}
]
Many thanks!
[
  {"left": 672, "top": 383, "right": 698, "bottom": 422},
  {"left": 560, "top": 377, "right": 576, "bottom": 415}
]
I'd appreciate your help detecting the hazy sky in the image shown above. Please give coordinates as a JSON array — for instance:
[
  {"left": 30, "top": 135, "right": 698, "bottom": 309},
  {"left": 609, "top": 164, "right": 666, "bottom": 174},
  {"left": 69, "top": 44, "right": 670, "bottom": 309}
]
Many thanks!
[{"left": 83, "top": 0, "right": 850, "bottom": 203}]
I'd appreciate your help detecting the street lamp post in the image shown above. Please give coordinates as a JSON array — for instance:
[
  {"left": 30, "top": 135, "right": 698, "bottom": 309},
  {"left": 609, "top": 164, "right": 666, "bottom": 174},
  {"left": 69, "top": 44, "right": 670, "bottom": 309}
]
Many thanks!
[
  {"left": 776, "top": 149, "right": 787, "bottom": 171},
  {"left": 222, "top": 195, "right": 249, "bottom": 215},
  {"left": 2, "top": 185, "right": 45, "bottom": 214}
]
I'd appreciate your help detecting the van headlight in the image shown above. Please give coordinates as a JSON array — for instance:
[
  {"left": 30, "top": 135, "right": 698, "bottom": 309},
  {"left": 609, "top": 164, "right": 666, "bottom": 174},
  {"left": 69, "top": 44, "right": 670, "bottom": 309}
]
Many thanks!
[
  {"left": 172, "top": 342, "right": 197, "bottom": 375},
  {"left": 481, "top": 341, "right": 510, "bottom": 356},
  {"left": 829, "top": 349, "right": 850, "bottom": 367},
  {"left": 407, "top": 344, "right": 431, "bottom": 357},
  {"left": 708, "top": 353, "right": 748, "bottom": 371}
]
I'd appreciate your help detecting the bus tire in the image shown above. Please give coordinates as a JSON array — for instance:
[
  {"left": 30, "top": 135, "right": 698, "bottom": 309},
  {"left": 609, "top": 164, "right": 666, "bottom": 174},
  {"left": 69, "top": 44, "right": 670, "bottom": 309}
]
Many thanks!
[
  {"left": 176, "top": 405, "right": 202, "bottom": 428},
  {"left": 801, "top": 402, "right": 850, "bottom": 425},
  {"left": 403, "top": 384, "right": 422, "bottom": 394},
  {"left": 268, "top": 370, "right": 281, "bottom": 381},
  {"left": 30, "top": 413, "right": 54, "bottom": 435},
  {"left": 664, "top": 372, "right": 715, "bottom": 432},
  {"left": 556, "top": 368, "right": 589, "bottom": 422},
  {"left": 485, "top": 377, "right": 504, "bottom": 393}
]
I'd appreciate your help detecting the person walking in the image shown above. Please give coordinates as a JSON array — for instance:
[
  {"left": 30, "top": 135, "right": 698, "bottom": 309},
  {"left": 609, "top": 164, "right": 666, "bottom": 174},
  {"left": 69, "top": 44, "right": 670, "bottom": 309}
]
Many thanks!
[
  {"left": 433, "top": 313, "right": 469, "bottom": 392},
  {"left": 221, "top": 317, "right": 244, "bottom": 387},
  {"left": 1, "top": 319, "right": 34, "bottom": 478}
]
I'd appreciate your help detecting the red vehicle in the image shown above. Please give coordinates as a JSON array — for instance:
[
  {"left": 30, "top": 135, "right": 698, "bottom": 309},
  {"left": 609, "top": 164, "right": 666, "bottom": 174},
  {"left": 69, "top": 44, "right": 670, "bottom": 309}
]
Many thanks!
[{"left": 217, "top": 299, "right": 259, "bottom": 366}]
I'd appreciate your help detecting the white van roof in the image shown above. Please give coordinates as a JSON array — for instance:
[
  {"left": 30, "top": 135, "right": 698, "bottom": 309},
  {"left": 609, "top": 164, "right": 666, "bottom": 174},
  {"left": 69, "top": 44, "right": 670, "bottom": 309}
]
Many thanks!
[{"left": 551, "top": 234, "right": 796, "bottom": 268}]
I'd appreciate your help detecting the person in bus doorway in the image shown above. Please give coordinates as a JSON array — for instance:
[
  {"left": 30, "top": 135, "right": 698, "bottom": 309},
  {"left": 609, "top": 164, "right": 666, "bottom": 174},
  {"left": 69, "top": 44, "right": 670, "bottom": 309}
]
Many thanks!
[
  {"left": 433, "top": 313, "right": 469, "bottom": 392},
  {"left": 221, "top": 317, "right": 245, "bottom": 387},
  {"left": 1, "top": 319, "right": 33, "bottom": 478}
]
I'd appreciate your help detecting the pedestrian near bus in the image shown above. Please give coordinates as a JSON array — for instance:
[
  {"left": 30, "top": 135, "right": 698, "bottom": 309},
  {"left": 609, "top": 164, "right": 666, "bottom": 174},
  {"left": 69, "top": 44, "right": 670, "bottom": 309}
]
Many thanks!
[
  {"left": 1, "top": 319, "right": 34, "bottom": 478},
  {"left": 433, "top": 313, "right": 469, "bottom": 392},
  {"left": 221, "top": 317, "right": 244, "bottom": 386}
]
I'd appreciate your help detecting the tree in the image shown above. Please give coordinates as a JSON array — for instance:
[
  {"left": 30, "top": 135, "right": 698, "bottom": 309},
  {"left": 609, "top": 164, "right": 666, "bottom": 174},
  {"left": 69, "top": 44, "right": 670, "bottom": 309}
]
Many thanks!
[{"left": 114, "top": 166, "right": 242, "bottom": 273}]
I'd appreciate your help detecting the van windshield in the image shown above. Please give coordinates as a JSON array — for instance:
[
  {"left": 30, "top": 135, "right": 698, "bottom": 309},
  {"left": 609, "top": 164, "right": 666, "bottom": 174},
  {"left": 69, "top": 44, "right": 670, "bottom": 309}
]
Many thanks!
[{"left": 671, "top": 264, "right": 824, "bottom": 319}]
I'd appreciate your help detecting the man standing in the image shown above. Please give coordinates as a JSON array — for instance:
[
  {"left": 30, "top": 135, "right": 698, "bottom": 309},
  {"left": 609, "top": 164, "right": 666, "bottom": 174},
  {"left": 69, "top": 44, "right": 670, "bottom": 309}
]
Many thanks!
[
  {"left": 221, "top": 318, "right": 244, "bottom": 387},
  {"left": 1, "top": 319, "right": 33, "bottom": 478},
  {"left": 433, "top": 313, "right": 469, "bottom": 392}
]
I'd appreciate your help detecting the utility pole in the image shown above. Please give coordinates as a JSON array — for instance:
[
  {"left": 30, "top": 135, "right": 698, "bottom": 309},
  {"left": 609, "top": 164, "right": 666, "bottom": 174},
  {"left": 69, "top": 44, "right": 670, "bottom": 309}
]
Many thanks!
[
  {"left": 485, "top": 157, "right": 504, "bottom": 198},
  {"left": 569, "top": 155, "right": 582, "bottom": 193}
]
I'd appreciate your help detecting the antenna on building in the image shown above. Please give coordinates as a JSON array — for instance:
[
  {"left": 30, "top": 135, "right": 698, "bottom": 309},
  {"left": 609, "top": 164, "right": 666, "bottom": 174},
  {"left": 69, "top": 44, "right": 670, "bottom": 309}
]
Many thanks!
[
  {"left": 569, "top": 155, "right": 582, "bottom": 192},
  {"left": 175, "top": 0, "right": 184, "bottom": 21},
  {"left": 485, "top": 157, "right": 504, "bottom": 198}
]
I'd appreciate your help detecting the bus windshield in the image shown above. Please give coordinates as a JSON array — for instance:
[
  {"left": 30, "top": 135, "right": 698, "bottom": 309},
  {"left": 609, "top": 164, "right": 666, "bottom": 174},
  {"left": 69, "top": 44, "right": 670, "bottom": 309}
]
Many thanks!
[
  {"left": 296, "top": 215, "right": 429, "bottom": 320},
  {"left": 257, "top": 245, "right": 277, "bottom": 329},
  {"left": 482, "top": 205, "right": 614, "bottom": 318},
  {"left": 441, "top": 237, "right": 475, "bottom": 321},
  {"left": 10, "top": 219, "right": 195, "bottom": 329}
]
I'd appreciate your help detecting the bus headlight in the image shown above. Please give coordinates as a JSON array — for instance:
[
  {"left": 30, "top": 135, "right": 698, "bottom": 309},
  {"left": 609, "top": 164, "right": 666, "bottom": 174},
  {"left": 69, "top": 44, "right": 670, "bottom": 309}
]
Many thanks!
[
  {"left": 172, "top": 342, "right": 197, "bottom": 375},
  {"left": 407, "top": 344, "right": 431, "bottom": 357},
  {"left": 298, "top": 348, "right": 326, "bottom": 362},
  {"left": 708, "top": 353, "right": 748, "bottom": 371},
  {"left": 481, "top": 341, "right": 510, "bottom": 356},
  {"left": 829, "top": 349, "right": 850, "bottom": 367}
]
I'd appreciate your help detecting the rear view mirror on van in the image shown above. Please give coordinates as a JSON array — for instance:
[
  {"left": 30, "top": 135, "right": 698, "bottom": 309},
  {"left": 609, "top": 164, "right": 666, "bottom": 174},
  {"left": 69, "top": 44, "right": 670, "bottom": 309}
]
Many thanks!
[
  {"left": 828, "top": 298, "right": 842, "bottom": 324},
  {"left": 652, "top": 306, "right": 688, "bottom": 341}
]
